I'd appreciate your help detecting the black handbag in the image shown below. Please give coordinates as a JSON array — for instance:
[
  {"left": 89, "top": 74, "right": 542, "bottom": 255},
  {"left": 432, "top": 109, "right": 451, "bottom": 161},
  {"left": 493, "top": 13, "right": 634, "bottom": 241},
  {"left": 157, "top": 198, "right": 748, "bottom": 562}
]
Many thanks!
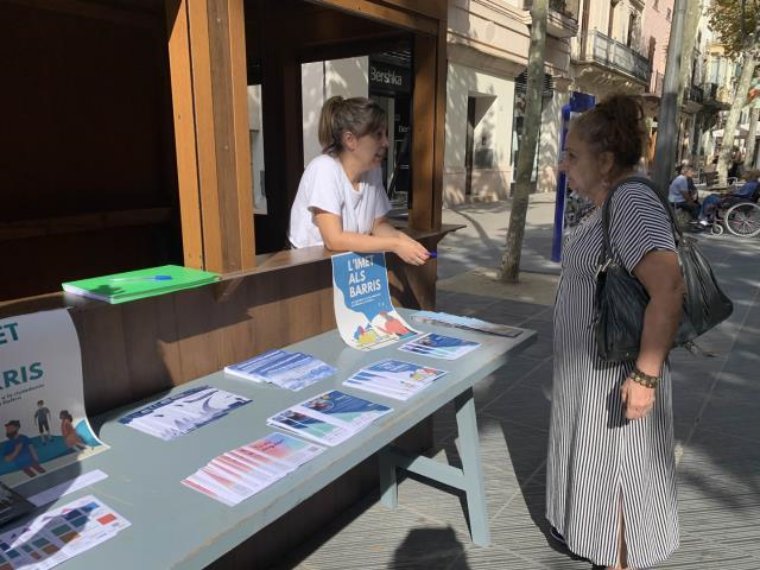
[{"left": 594, "top": 177, "right": 734, "bottom": 362}]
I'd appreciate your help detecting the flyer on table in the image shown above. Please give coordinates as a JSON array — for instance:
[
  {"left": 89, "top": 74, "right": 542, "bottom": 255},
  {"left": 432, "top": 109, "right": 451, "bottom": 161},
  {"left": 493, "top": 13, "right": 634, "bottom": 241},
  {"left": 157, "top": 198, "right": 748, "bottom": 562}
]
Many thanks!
[
  {"left": 0, "top": 310, "right": 107, "bottom": 488},
  {"left": 331, "top": 252, "right": 417, "bottom": 350}
]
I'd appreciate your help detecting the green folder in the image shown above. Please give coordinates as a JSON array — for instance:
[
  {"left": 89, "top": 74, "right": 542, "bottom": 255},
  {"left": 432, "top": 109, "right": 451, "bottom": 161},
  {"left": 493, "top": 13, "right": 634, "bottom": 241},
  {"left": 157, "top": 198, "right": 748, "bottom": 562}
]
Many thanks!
[{"left": 62, "top": 265, "right": 220, "bottom": 304}]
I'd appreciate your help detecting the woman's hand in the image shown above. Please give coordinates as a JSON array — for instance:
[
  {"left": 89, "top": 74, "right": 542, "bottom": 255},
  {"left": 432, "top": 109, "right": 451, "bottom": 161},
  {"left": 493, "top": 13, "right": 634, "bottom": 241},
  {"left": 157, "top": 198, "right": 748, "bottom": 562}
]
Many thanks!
[
  {"left": 621, "top": 377, "right": 655, "bottom": 420},
  {"left": 392, "top": 237, "right": 430, "bottom": 266}
]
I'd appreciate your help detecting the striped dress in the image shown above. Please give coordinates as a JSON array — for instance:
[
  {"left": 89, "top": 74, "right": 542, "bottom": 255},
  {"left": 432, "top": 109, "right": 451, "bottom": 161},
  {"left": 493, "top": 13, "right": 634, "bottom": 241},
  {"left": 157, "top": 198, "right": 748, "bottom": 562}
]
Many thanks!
[{"left": 546, "top": 180, "right": 680, "bottom": 568}]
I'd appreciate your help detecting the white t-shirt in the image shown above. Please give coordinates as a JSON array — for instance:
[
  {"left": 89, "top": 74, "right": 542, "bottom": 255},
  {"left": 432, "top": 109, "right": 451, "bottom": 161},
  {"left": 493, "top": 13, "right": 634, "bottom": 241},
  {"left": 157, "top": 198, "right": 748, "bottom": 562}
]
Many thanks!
[
  {"left": 667, "top": 175, "right": 689, "bottom": 204},
  {"left": 288, "top": 154, "right": 392, "bottom": 248}
]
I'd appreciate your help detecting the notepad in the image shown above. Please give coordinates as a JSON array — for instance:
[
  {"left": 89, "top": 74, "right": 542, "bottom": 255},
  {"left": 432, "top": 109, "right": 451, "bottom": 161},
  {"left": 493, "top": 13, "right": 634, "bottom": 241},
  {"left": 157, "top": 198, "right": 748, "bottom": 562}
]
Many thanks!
[{"left": 62, "top": 265, "right": 219, "bottom": 304}]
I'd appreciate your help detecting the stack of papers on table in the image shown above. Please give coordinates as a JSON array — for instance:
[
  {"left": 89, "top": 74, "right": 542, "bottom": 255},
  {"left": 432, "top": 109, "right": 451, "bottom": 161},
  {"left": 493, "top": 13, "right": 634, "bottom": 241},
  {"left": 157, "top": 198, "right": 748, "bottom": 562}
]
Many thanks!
[
  {"left": 343, "top": 359, "right": 448, "bottom": 401},
  {"left": 0, "top": 495, "right": 130, "bottom": 569},
  {"left": 267, "top": 390, "right": 392, "bottom": 446},
  {"left": 62, "top": 264, "right": 219, "bottom": 304},
  {"left": 119, "top": 386, "right": 251, "bottom": 441},
  {"left": 224, "top": 350, "right": 336, "bottom": 391},
  {"left": 182, "top": 432, "right": 325, "bottom": 506},
  {"left": 399, "top": 332, "right": 480, "bottom": 360},
  {"left": 411, "top": 311, "right": 524, "bottom": 338}
]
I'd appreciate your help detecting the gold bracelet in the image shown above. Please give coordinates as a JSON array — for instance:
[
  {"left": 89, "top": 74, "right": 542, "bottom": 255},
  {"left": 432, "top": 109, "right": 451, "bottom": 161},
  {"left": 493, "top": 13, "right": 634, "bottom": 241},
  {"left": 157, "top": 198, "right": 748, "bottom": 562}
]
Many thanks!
[{"left": 630, "top": 367, "right": 660, "bottom": 389}]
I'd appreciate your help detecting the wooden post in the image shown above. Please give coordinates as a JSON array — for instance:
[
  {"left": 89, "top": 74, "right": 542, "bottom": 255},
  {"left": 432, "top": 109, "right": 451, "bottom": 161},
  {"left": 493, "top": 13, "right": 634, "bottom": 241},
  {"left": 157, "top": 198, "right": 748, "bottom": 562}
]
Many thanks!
[{"left": 166, "top": 0, "right": 255, "bottom": 273}]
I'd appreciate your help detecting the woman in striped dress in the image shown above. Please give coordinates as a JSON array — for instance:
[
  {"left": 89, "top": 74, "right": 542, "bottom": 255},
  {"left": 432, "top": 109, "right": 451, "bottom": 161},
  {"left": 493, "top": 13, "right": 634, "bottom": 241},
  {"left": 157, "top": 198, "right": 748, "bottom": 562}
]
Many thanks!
[{"left": 546, "top": 95, "right": 684, "bottom": 569}]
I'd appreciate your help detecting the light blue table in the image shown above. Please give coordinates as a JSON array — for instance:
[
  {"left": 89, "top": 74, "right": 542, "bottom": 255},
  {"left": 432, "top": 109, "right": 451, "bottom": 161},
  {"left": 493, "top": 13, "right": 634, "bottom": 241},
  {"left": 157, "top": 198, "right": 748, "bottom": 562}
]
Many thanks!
[{"left": 16, "top": 311, "right": 536, "bottom": 568}]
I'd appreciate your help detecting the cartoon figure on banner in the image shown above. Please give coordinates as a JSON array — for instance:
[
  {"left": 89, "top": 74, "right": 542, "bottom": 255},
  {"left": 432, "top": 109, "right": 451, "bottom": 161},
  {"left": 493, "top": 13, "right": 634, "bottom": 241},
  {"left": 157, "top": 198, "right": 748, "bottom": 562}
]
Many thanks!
[{"left": 3, "top": 420, "right": 46, "bottom": 478}]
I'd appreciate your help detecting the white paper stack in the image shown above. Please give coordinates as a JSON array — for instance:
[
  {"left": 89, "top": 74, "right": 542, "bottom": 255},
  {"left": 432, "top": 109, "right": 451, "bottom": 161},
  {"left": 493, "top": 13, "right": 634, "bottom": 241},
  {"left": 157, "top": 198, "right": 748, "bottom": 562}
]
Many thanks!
[
  {"left": 182, "top": 432, "right": 325, "bottom": 506},
  {"left": 119, "top": 386, "right": 251, "bottom": 441},
  {"left": 343, "top": 359, "right": 448, "bottom": 401},
  {"left": 0, "top": 495, "right": 130, "bottom": 569},
  {"left": 224, "top": 350, "right": 336, "bottom": 391},
  {"left": 411, "top": 311, "right": 524, "bottom": 338},
  {"left": 398, "top": 332, "right": 480, "bottom": 360},
  {"left": 267, "top": 390, "right": 393, "bottom": 446}
]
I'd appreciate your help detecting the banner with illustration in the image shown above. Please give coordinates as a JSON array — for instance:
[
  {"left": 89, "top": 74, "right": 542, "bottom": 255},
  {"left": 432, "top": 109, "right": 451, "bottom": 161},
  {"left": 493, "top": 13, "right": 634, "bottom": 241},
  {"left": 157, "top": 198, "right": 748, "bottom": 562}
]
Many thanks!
[
  {"left": 331, "top": 252, "right": 417, "bottom": 350},
  {"left": 0, "top": 310, "right": 107, "bottom": 488}
]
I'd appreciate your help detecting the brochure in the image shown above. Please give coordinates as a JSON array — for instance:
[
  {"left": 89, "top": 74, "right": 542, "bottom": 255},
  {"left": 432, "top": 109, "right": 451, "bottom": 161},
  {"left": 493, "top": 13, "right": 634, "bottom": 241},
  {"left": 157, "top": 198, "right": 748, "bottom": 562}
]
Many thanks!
[
  {"left": 267, "top": 390, "right": 392, "bottom": 446},
  {"left": 0, "top": 494, "right": 130, "bottom": 569},
  {"left": 410, "top": 311, "right": 524, "bottom": 338},
  {"left": 224, "top": 350, "right": 336, "bottom": 391},
  {"left": 119, "top": 386, "right": 251, "bottom": 441},
  {"left": 399, "top": 332, "right": 480, "bottom": 360},
  {"left": 343, "top": 359, "right": 448, "bottom": 401},
  {"left": 61, "top": 264, "right": 219, "bottom": 304},
  {"left": 182, "top": 432, "right": 325, "bottom": 506},
  {"left": 331, "top": 252, "right": 417, "bottom": 350}
]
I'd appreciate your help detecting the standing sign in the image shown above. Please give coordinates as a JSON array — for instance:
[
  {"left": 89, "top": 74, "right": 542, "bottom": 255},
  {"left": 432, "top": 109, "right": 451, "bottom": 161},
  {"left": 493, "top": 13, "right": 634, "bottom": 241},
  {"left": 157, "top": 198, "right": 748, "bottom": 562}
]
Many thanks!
[
  {"left": 0, "top": 310, "right": 106, "bottom": 488},
  {"left": 552, "top": 92, "right": 596, "bottom": 262},
  {"left": 331, "top": 252, "right": 417, "bottom": 350}
]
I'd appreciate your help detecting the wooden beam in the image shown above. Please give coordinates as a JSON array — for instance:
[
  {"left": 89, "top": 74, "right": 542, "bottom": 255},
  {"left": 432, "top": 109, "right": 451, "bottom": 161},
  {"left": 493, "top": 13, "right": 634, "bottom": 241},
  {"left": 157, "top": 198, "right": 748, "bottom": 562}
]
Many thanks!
[
  {"left": 312, "top": 0, "right": 438, "bottom": 35},
  {"left": 206, "top": 0, "right": 255, "bottom": 271},
  {"left": 7, "top": 0, "right": 159, "bottom": 29},
  {"left": 172, "top": 0, "right": 255, "bottom": 273},
  {"left": 410, "top": 32, "right": 436, "bottom": 231},
  {"left": 0, "top": 208, "right": 173, "bottom": 242},
  {"left": 166, "top": 0, "right": 205, "bottom": 269}
]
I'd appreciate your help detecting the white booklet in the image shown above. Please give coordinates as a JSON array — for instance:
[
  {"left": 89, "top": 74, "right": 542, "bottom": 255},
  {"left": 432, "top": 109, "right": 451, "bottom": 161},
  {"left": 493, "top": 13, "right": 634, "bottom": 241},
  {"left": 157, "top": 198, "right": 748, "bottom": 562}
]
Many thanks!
[
  {"left": 267, "top": 390, "right": 392, "bottom": 446},
  {"left": 398, "top": 332, "right": 480, "bottom": 360},
  {"left": 182, "top": 432, "right": 325, "bottom": 506},
  {"left": 119, "top": 385, "right": 251, "bottom": 441},
  {"left": 343, "top": 359, "right": 448, "bottom": 401},
  {"left": 224, "top": 349, "right": 336, "bottom": 391}
]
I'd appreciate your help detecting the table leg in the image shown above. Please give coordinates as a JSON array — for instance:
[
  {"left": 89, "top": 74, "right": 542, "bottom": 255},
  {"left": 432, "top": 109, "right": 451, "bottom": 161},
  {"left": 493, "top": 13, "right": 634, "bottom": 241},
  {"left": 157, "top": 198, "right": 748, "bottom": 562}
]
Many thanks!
[
  {"left": 455, "top": 387, "right": 490, "bottom": 546},
  {"left": 378, "top": 450, "right": 399, "bottom": 508}
]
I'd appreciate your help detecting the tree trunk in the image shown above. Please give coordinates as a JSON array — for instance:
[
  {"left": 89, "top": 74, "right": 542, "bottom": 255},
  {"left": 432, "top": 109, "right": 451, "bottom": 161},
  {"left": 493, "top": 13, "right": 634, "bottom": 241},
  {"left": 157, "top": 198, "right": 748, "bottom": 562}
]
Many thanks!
[
  {"left": 745, "top": 106, "right": 759, "bottom": 171},
  {"left": 676, "top": 0, "right": 702, "bottom": 163},
  {"left": 717, "top": 40, "right": 758, "bottom": 185},
  {"left": 499, "top": 0, "right": 547, "bottom": 283}
]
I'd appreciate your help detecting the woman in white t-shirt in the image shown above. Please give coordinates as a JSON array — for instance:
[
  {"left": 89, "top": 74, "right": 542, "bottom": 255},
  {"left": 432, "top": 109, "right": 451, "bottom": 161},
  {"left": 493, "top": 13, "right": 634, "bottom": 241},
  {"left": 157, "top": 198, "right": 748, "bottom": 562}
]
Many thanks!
[{"left": 288, "top": 96, "right": 430, "bottom": 266}]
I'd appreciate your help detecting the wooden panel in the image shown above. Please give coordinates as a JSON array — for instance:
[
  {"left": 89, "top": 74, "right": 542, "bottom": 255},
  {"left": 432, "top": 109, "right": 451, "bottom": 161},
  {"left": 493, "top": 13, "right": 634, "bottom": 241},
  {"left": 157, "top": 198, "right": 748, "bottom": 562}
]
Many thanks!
[
  {"left": 228, "top": 0, "right": 257, "bottom": 261},
  {"left": 6, "top": 0, "right": 159, "bottom": 28},
  {"left": 410, "top": 32, "right": 436, "bottom": 230},
  {"left": 313, "top": 0, "right": 438, "bottom": 34},
  {"left": 188, "top": 0, "right": 224, "bottom": 270},
  {"left": 166, "top": 0, "right": 205, "bottom": 268},
  {"left": 0, "top": 208, "right": 172, "bottom": 242}
]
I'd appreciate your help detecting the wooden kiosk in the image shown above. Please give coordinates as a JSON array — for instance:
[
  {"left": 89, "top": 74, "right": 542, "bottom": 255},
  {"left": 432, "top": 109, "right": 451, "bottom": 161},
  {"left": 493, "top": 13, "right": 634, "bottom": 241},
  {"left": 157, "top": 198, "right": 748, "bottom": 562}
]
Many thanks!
[{"left": 1, "top": 0, "right": 451, "bottom": 566}]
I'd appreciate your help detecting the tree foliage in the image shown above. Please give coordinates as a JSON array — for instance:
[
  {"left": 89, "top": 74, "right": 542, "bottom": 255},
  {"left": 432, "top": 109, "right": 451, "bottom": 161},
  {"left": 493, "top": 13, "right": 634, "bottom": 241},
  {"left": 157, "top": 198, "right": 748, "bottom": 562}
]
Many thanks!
[{"left": 707, "top": 0, "right": 759, "bottom": 59}]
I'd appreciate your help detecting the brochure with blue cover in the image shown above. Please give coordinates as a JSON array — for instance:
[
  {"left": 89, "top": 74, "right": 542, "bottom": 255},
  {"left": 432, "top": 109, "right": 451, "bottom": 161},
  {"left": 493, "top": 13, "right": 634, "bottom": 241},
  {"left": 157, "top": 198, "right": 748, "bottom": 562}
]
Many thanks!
[
  {"left": 119, "top": 386, "right": 251, "bottom": 441},
  {"left": 224, "top": 349, "right": 336, "bottom": 391},
  {"left": 267, "top": 390, "right": 392, "bottom": 446},
  {"left": 399, "top": 332, "right": 480, "bottom": 360},
  {"left": 343, "top": 359, "right": 448, "bottom": 401}
]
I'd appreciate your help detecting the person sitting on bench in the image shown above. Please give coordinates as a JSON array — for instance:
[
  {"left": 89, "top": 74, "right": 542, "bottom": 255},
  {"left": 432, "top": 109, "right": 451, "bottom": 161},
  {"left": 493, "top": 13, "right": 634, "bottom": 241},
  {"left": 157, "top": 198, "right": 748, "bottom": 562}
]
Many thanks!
[{"left": 668, "top": 164, "right": 700, "bottom": 219}]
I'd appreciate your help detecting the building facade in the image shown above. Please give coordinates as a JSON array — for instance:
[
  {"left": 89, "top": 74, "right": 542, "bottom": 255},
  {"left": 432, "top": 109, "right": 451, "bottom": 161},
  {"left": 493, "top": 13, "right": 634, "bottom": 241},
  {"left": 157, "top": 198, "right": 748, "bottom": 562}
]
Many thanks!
[{"left": 443, "top": 0, "right": 578, "bottom": 204}]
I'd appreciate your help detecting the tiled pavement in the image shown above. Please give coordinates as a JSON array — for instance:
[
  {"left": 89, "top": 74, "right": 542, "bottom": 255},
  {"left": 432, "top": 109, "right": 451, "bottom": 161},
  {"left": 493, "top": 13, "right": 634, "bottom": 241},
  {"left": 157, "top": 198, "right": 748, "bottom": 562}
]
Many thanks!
[{"left": 277, "top": 199, "right": 760, "bottom": 570}]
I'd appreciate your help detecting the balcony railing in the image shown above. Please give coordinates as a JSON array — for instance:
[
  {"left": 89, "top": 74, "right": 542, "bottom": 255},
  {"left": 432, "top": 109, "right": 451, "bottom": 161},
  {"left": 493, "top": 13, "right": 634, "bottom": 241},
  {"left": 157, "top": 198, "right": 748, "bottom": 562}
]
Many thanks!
[
  {"left": 684, "top": 85, "right": 704, "bottom": 104},
  {"left": 579, "top": 30, "right": 652, "bottom": 84},
  {"left": 524, "top": 0, "right": 580, "bottom": 20}
]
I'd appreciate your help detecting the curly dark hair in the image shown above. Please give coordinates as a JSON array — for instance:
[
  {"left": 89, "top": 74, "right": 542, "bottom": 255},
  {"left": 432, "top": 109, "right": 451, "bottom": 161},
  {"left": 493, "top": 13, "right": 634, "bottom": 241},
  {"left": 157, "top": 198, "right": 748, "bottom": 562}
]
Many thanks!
[{"left": 571, "top": 94, "right": 648, "bottom": 170}]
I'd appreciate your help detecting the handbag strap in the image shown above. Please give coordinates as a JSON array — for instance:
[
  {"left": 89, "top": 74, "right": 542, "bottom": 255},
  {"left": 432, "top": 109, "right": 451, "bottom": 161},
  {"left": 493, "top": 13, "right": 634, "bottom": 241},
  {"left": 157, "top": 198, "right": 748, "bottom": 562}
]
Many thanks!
[{"left": 600, "top": 176, "right": 683, "bottom": 264}]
